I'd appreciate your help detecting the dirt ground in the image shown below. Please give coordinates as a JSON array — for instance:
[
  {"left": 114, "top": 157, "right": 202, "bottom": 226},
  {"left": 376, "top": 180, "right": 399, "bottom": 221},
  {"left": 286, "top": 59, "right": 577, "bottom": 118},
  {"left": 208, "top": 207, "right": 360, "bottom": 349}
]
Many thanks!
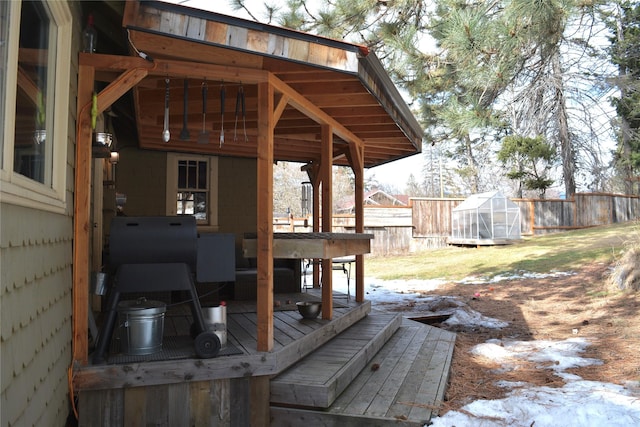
[{"left": 391, "top": 262, "right": 640, "bottom": 414}]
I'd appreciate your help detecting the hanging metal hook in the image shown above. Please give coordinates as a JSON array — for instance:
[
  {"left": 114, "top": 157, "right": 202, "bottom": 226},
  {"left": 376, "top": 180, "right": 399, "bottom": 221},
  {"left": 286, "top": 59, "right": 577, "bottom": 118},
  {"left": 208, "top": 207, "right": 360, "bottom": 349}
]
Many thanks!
[
  {"left": 219, "top": 83, "right": 226, "bottom": 147},
  {"left": 162, "top": 77, "right": 170, "bottom": 143}
]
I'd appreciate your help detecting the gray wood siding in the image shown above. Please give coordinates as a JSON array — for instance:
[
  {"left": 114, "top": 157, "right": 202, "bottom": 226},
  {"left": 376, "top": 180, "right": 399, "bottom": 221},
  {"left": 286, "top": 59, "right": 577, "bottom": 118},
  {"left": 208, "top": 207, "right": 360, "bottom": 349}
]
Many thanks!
[
  {"left": 1, "top": 3, "right": 79, "bottom": 426},
  {"left": 1, "top": 205, "right": 74, "bottom": 426},
  {"left": 116, "top": 149, "right": 168, "bottom": 216}
]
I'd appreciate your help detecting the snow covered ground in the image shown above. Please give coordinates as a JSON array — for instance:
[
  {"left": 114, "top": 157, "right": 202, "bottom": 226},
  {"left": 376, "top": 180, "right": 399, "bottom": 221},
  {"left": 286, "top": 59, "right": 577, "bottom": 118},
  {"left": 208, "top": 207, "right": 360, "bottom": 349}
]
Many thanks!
[{"left": 328, "top": 270, "right": 640, "bottom": 427}]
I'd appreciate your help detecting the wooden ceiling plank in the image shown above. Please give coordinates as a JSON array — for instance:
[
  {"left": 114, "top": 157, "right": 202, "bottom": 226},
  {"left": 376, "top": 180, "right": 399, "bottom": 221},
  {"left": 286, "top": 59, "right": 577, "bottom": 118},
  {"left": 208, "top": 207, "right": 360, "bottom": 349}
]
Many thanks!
[
  {"left": 149, "top": 58, "right": 269, "bottom": 84},
  {"left": 269, "top": 75, "right": 363, "bottom": 149},
  {"left": 119, "top": 2, "right": 422, "bottom": 167},
  {"left": 304, "top": 93, "right": 380, "bottom": 107},
  {"left": 285, "top": 80, "right": 367, "bottom": 95}
]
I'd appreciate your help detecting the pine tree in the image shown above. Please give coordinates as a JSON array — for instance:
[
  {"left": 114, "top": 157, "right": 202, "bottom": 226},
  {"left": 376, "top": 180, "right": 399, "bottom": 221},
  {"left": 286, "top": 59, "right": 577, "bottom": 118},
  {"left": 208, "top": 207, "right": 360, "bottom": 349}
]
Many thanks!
[
  {"left": 233, "top": 0, "right": 616, "bottom": 198},
  {"left": 606, "top": 1, "right": 640, "bottom": 192},
  {"left": 498, "top": 135, "right": 556, "bottom": 198}
]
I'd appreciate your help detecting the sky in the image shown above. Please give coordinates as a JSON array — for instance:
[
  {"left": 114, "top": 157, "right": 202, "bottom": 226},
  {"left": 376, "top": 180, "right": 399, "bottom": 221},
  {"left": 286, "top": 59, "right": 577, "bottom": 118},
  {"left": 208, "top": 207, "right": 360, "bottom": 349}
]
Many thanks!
[
  {"left": 326, "top": 270, "right": 640, "bottom": 427},
  {"left": 161, "top": 0, "right": 428, "bottom": 191}
]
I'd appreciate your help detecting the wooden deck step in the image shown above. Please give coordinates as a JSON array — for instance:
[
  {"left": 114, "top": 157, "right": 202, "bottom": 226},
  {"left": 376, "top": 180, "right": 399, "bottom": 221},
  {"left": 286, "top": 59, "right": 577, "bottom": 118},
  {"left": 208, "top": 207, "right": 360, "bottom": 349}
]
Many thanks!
[
  {"left": 270, "top": 313, "right": 403, "bottom": 409},
  {"left": 271, "top": 319, "right": 456, "bottom": 427}
]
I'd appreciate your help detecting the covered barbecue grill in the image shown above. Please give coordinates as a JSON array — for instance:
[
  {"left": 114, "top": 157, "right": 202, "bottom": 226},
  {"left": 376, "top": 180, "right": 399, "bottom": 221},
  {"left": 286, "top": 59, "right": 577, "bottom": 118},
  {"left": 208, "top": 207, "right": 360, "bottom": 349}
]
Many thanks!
[{"left": 92, "top": 216, "right": 221, "bottom": 364}]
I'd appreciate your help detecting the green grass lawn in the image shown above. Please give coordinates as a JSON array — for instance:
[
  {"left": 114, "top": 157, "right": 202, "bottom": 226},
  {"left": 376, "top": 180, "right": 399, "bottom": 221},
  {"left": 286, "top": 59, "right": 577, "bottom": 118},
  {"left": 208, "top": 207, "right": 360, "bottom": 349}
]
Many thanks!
[{"left": 364, "top": 221, "right": 638, "bottom": 281}]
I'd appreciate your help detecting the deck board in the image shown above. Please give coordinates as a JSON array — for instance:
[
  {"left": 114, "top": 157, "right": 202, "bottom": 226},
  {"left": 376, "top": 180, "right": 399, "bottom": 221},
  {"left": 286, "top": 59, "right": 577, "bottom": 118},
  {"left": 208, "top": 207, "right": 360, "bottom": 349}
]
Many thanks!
[
  {"left": 271, "top": 319, "right": 456, "bottom": 426},
  {"left": 77, "top": 289, "right": 372, "bottom": 391},
  {"left": 408, "top": 328, "right": 455, "bottom": 420},
  {"left": 365, "top": 325, "right": 431, "bottom": 418},
  {"left": 270, "top": 313, "right": 402, "bottom": 408},
  {"left": 386, "top": 326, "right": 438, "bottom": 421},
  {"left": 228, "top": 313, "right": 260, "bottom": 354},
  {"left": 79, "top": 287, "right": 456, "bottom": 426},
  {"left": 335, "top": 322, "right": 419, "bottom": 416}
]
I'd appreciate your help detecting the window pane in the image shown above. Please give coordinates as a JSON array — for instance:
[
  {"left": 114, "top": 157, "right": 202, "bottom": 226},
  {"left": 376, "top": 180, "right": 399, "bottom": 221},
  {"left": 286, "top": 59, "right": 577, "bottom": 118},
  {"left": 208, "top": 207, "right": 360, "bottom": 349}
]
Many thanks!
[
  {"left": 176, "top": 158, "right": 209, "bottom": 223},
  {"left": 186, "top": 160, "right": 197, "bottom": 189},
  {"left": 193, "top": 191, "right": 207, "bottom": 221},
  {"left": 0, "top": 2, "right": 9, "bottom": 165},
  {"left": 177, "top": 191, "right": 194, "bottom": 215},
  {"left": 198, "top": 160, "right": 207, "bottom": 189},
  {"left": 178, "top": 160, "right": 187, "bottom": 188},
  {"left": 13, "top": 1, "right": 55, "bottom": 184}
]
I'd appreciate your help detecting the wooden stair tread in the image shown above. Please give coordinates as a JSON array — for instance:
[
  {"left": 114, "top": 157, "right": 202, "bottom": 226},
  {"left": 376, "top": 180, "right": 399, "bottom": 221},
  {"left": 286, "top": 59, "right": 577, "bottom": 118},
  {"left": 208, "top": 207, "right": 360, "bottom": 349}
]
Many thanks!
[
  {"left": 271, "top": 319, "right": 456, "bottom": 426},
  {"left": 270, "top": 313, "right": 402, "bottom": 408}
]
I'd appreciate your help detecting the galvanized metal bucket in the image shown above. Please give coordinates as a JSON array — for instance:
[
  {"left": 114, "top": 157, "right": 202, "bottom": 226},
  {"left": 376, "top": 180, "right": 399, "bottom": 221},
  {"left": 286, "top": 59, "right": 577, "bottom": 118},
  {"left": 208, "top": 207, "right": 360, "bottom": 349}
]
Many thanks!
[
  {"left": 203, "top": 304, "right": 227, "bottom": 346},
  {"left": 117, "top": 298, "right": 166, "bottom": 355},
  {"left": 92, "top": 272, "right": 108, "bottom": 296}
]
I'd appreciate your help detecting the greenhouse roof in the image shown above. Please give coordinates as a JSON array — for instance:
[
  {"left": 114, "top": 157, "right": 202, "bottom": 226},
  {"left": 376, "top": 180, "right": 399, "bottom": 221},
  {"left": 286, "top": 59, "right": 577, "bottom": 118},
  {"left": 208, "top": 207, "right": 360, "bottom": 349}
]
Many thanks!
[{"left": 453, "top": 191, "right": 517, "bottom": 211}]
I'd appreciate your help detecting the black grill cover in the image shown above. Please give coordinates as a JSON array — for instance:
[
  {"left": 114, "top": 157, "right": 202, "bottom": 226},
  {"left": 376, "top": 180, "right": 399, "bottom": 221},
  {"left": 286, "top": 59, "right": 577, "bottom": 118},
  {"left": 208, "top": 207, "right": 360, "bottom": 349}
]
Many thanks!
[{"left": 109, "top": 216, "right": 197, "bottom": 270}]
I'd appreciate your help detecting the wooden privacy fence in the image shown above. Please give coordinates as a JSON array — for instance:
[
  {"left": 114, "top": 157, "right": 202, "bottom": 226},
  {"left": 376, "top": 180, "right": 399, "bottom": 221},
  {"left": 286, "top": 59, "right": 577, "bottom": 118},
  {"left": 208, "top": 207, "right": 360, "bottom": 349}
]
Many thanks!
[
  {"left": 412, "top": 193, "right": 640, "bottom": 245},
  {"left": 278, "top": 193, "right": 640, "bottom": 256}
]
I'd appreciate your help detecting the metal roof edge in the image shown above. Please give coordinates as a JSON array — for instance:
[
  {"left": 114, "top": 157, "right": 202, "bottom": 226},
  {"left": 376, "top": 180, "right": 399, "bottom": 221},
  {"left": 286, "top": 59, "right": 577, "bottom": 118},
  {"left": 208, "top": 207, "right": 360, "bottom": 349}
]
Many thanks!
[
  {"left": 145, "top": 1, "right": 369, "bottom": 56},
  {"left": 357, "top": 51, "right": 423, "bottom": 150},
  {"left": 366, "top": 151, "right": 423, "bottom": 169},
  {"left": 125, "top": 24, "right": 361, "bottom": 74}
]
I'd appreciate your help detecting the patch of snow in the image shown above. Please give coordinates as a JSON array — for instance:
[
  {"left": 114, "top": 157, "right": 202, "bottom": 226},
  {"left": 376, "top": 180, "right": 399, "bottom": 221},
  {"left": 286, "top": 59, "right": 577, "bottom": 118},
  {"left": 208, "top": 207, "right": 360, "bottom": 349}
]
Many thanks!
[
  {"left": 429, "top": 339, "right": 638, "bottom": 427},
  {"left": 443, "top": 306, "right": 509, "bottom": 329},
  {"left": 428, "top": 378, "right": 640, "bottom": 427},
  {"left": 472, "top": 337, "right": 602, "bottom": 372},
  {"left": 330, "top": 271, "right": 640, "bottom": 427},
  {"left": 327, "top": 271, "right": 640, "bottom": 427},
  {"left": 457, "top": 270, "right": 576, "bottom": 285}
]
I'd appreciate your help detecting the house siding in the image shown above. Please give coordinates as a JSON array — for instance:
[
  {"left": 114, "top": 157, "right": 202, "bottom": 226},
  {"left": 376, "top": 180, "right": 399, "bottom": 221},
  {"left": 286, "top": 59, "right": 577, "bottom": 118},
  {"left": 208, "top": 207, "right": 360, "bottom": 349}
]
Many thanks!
[
  {"left": 217, "top": 157, "right": 258, "bottom": 258},
  {"left": 1, "top": 2, "right": 80, "bottom": 426},
  {"left": 115, "top": 149, "right": 168, "bottom": 217},
  {"left": 0, "top": 205, "right": 74, "bottom": 427},
  {"left": 218, "top": 156, "right": 257, "bottom": 235}
]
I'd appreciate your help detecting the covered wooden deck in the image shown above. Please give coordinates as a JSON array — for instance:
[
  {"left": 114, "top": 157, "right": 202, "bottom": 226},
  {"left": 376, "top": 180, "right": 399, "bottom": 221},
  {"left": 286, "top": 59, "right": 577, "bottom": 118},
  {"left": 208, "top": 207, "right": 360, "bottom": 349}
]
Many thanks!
[
  {"left": 70, "top": 2, "right": 431, "bottom": 424},
  {"left": 76, "top": 289, "right": 455, "bottom": 426}
]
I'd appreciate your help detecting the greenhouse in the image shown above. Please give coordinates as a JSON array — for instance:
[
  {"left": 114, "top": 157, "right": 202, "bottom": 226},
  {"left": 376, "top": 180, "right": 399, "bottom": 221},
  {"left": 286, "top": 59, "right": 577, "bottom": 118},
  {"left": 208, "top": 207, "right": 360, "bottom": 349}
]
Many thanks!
[{"left": 449, "top": 191, "right": 521, "bottom": 245}]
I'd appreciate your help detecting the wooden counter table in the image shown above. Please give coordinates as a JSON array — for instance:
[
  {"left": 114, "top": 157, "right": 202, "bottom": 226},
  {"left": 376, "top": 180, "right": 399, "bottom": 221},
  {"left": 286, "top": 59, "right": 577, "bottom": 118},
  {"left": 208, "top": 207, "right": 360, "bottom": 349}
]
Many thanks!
[
  {"left": 242, "top": 232, "right": 373, "bottom": 259},
  {"left": 242, "top": 232, "right": 373, "bottom": 319}
]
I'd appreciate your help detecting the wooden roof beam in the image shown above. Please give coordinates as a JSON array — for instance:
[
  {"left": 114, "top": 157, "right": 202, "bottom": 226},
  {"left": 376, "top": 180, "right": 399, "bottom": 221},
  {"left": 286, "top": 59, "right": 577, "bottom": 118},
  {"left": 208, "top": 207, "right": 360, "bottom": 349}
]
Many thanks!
[
  {"left": 268, "top": 74, "right": 364, "bottom": 149},
  {"left": 79, "top": 53, "right": 269, "bottom": 85}
]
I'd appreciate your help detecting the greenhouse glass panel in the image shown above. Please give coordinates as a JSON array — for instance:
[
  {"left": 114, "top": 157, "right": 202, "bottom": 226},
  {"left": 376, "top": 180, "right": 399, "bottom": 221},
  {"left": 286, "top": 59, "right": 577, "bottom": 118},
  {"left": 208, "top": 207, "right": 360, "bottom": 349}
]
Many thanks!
[{"left": 450, "top": 191, "right": 521, "bottom": 244}]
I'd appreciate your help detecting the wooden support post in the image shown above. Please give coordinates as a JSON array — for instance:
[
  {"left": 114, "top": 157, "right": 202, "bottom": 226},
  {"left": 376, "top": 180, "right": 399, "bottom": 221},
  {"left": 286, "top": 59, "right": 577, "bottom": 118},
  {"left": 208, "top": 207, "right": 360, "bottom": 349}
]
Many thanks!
[
  {"left": 529, "top": 200, "right": 535, "bottom": 234},
  {"left": 320, "top": 124, "right": 333, "bottom": 320},
  {"left": 305, "top": 163, "right": 322, "bottom": 288},
  {"left": 72, "top": 64, "right": 95, "bottom": 364},
  {"left": 349, "top": 143, "right": 366, "bottom": 302},
  {"left": 72, "top": 60, "right": 150, "bottom": 364},
  {"left": 256, "top": 81, "right": 274, "bottom": 352}
]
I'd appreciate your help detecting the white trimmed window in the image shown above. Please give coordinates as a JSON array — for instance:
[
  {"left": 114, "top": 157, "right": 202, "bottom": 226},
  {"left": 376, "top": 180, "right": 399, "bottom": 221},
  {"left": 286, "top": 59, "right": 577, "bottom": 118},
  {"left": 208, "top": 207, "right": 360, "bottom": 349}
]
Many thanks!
[
  {"left": 166, "top": 153, "right": 218, "bottom": 229},
  {"left": 0, "top": 1, "right": 71, "bottom": 212}
]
